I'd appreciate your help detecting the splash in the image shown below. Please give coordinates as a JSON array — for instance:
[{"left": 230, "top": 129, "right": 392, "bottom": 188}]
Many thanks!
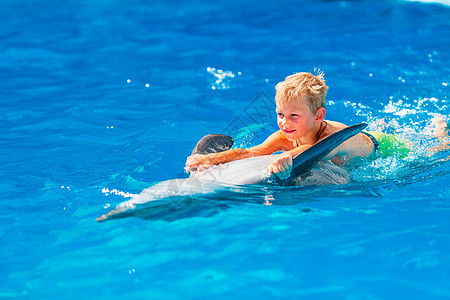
[
  {"left": 320, "top": 96, "right": 449, "bottom": 186},
  {"left": 102, "top": 187, "right": 135, "bottom": 198},
  {"left": 349, "top": 96, "right": 450, "bottom": 186}
]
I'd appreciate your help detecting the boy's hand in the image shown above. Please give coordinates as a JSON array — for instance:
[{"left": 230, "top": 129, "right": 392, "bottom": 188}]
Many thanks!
[
  {"left": 185, "top": 154, "right": 213, "bottom": 173},
  {"left": 267, "top": 153, "right": 293, "bottom": 180}
]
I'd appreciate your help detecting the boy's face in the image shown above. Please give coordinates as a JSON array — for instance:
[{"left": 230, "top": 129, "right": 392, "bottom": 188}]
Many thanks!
[{"left": 276, "top": 96, "right": 320, "bottom": 142}]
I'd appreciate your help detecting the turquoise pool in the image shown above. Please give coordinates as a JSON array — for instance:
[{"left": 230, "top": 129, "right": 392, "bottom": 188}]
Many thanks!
[{"left": 1, "top": 0, "right": 450, "bottom": 298}]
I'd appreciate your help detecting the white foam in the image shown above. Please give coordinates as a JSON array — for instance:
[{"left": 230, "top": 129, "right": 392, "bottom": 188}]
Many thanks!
[{"left": 102, "top": 187, "right": 135, "bottom": 198}]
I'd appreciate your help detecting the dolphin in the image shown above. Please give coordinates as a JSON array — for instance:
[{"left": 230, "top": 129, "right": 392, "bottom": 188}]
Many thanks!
[{"left": 96, "top": 123, "right": 367, "bottom": 222}]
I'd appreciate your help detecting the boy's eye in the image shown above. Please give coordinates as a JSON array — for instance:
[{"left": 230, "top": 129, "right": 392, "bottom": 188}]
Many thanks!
[
  {"left": 291, "top": 114, "right": 298, "bottom": 117},
  {"left": 277, "top": 113, "right": 284, "bottom": 117}
]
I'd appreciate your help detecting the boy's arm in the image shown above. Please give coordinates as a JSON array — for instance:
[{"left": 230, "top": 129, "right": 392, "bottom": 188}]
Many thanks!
[{"left": 185, "top": 131, "right": 291, "bottom": 171}]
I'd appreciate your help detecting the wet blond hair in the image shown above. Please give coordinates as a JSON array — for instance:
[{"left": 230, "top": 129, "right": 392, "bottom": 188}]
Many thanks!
[{"left": 275, "top": 71, "right": 328, "bottom": 113}]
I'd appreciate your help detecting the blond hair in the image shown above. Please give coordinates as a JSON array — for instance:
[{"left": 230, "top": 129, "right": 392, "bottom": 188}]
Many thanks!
[{"left": 275, "top": 71, "right": 328, "bottom": 113}]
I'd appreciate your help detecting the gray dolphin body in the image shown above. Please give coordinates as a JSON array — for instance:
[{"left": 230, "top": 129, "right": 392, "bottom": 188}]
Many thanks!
[{"left": 96, "top": 124, "right": 367, "bottom": 222}]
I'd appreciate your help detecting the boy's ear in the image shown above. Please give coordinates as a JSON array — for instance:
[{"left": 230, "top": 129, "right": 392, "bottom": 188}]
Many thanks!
[{"left": 315, "top": 107, "right": 326, "bottom": 123}]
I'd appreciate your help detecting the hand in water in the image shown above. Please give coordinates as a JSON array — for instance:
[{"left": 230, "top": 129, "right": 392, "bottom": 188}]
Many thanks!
[
  {"left": 267, "top": 152, "right": 293, "bottom": 180},
  {"left": 185, "top": 154, "right": 213, "bottom": 173}
]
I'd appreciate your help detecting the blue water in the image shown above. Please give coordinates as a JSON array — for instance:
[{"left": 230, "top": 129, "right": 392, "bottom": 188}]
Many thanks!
[{"left": 2, "top": 0, "right": 450, "bottom": 298}]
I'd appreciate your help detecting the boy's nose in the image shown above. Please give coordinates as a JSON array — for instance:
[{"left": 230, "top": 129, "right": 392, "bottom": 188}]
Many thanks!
[{"left": 280, "top": 118, "right": 290, "bottom": 126}]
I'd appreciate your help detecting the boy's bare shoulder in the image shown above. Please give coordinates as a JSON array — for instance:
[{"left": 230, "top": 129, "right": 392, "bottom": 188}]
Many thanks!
[
  {"left": 321, "top": 120, "right": 349, "bottom": 139},
  {"left": 325, "top": 120, "right": 348, "bottom": 132},
  {"left": 270, "top": 130, "right": 295, "bottom": 151},
  {"left": 249, "top": 130, "right": 294, "bottom": 155}
]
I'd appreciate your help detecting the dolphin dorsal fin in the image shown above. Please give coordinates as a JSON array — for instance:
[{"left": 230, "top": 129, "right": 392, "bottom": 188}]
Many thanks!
[{"left": 191, "top": 134, "right": 234, "bottom": 155}]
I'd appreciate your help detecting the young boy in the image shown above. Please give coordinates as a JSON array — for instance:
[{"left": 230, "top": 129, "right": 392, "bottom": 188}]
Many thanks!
[{"left": 185, "top": 72, "right": 430, "bottom": 179}]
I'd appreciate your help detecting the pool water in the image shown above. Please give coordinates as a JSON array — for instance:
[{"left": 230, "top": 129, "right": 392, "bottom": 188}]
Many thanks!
[{"left": 1, "top": 0, "right": 450, "bottom": 298}]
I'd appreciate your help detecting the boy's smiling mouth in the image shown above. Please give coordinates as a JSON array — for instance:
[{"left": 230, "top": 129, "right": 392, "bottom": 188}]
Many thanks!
[{"left": 283, "top": 128, "right": 296, "bottom": 134}]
